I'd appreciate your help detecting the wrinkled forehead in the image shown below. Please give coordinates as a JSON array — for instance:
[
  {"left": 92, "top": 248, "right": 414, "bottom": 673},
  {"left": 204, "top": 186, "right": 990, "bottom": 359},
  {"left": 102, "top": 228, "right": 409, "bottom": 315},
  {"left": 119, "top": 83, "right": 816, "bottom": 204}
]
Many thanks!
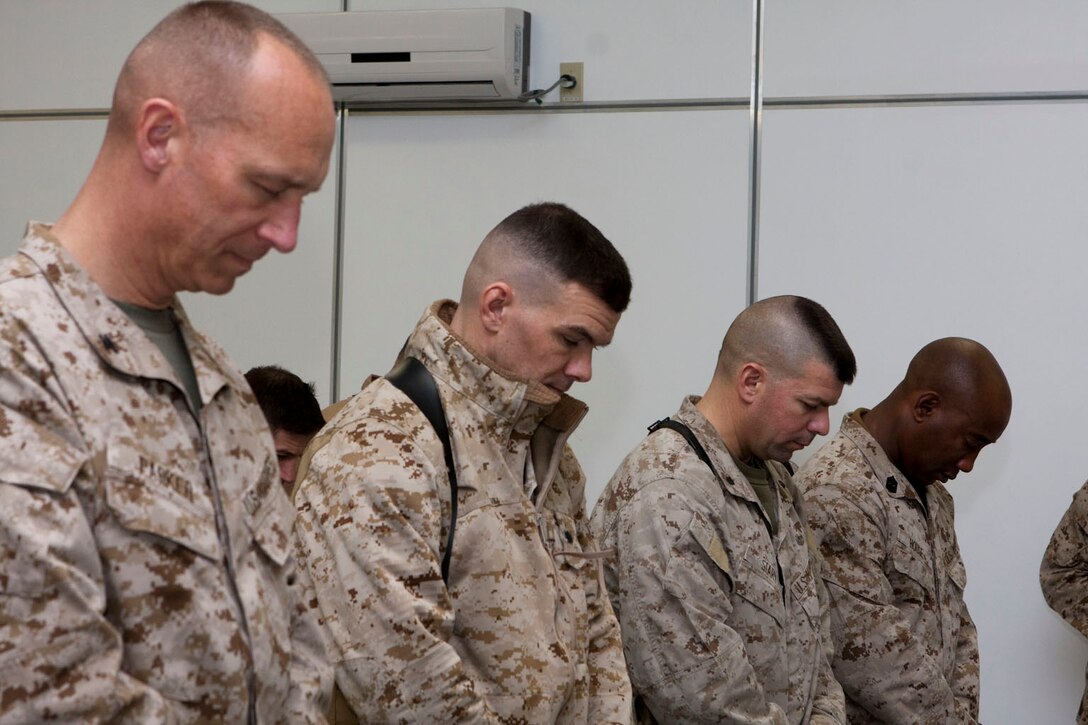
[
  {"left": 948, "top": 390, "right": 1011, "bottom": 441},
  {"left": 780, "top": 358, "right": 844, "bottom": 402},
  {"left": 539, "top": 281, "right": 621, "bottom": 346}
]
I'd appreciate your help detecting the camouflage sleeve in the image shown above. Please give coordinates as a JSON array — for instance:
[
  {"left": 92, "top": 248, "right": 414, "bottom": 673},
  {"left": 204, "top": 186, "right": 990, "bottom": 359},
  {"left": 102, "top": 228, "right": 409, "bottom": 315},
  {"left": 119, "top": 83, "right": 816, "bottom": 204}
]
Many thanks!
[
  {"left": 810, "top": 560, "right": 847, "bottom": 724},
  {"left": 805, "top": 489, "right": 957, "bottom": 724},
  {"left": 1041, "top": 480, "right": 1088, "bottom": 639},
  {"left": 293, "top": 415, "right": 500, "bottom": 723},
  {"left": 285, "top": 534, "right": 335, "bottom": 722},
  {"left": 951, "top": 597, "right": 980, "bottom": 722},
  {"left": 576, "top": 502, "right": 634, "bottom": 724},
  {"left": 611, "top": 481, "right": 788, "bottom": 725},
  {"left": 0, "top": 346, "right": 175, "bottom": 722}
]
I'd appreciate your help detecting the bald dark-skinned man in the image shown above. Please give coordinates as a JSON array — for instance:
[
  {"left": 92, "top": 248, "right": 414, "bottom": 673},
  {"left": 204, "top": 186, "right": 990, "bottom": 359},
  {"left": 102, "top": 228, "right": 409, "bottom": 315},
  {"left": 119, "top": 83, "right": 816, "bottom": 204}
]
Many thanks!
[
  {"left": 0, "top": 2, "right": 335, "bottom": 721},
  {"left": 293, "top": 202, "right": 633, "bottom": 723},
  {"left": 591, "top": 295, "right": 854, "bottom": 725},
  {"left": 795, "top": 338, "right": 1012, "bottom": 724}
]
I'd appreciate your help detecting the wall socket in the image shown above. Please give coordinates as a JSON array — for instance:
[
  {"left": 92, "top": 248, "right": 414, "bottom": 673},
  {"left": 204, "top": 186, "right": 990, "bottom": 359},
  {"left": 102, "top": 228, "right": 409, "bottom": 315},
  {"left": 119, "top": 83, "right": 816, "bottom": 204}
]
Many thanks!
[{"left": 560, "top": 62, "right": 583, "bottom": 102}]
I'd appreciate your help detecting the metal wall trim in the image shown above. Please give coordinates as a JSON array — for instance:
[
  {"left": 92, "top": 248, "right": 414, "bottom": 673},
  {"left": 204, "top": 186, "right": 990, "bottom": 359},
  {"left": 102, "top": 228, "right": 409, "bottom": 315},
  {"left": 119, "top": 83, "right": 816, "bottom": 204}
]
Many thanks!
[
  {"left": 0, "top": 109, "right": 109, "bottom": 121},
  {"left": 6, "top": 91, "right": 1088, "bottom": 124},
  {"left": 329, "top": 107, "right": 348, "bottom": 404},
  {"left": 746, "top": 0, "right": 765, "bottom": 307},
  {"left": 765, "top": 90, "right": 1088, "bottom": 110},
  {"left": 341, "top": 97, "right": 750, "bottom": 115}
]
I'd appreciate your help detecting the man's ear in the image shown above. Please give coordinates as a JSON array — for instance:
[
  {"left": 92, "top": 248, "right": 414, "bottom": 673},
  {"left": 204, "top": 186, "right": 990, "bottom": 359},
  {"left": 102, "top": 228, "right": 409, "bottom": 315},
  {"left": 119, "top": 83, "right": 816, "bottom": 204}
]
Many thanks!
[
  {"left": 736, "top": 362, "right": 766, "bottom": 404},
  {"left": 135, "top": 98, "right": 183, "bottom": 173},
  {"left": 479, "top": 282, "right": 514, "bottom": 334},
  {"left": 912, "top": 391, "right": 941, "bottom": 421}
]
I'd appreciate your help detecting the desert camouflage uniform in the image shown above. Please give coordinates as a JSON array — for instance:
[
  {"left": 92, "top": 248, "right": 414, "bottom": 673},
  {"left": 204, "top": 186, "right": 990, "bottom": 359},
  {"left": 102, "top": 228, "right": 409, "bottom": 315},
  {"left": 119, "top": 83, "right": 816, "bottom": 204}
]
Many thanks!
[
  {"left": 0, "top": 224, "right": 330, "bottom": 723},
  {"left": 795, "top": 410, "right": 979, "bottom": 724},
  {"left": 589, "top": 396, "right": 845, "bottom": 725},
  {"left": 293, "top": 301, "right": 632, "bottom": 724},
  {"left": 1040, "top": 479, "right": 1088, "bottom": 724}
]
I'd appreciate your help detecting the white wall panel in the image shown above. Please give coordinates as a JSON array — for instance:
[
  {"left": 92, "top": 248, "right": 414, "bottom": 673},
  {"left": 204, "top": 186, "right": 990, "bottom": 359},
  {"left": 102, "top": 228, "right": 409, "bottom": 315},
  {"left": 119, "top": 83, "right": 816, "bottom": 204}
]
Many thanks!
[
  {"left": 340, "top": 109, "right": 750, "bottom": 503},
  {"left": 0, "top": 0, "right": 342, "bottom": 112},
  {"left": 758, "top": 102, "right": 1088, "bottom": 725},
  {"left": 0, "top": 118, "right": 104, "bottom": 255},
  {"left": 348, "top": 0, "right": 751, "bottom": 101},
  {"left": 0, "top": 116, "right": 339, "bottom": 402},
  {"left": 764, "top": 1, "right": 1088, "bottom": 97}
]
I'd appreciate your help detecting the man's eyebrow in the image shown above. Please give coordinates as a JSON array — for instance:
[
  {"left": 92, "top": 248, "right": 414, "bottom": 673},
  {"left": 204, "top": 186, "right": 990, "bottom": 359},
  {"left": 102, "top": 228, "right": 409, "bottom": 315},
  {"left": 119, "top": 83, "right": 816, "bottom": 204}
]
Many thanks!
[
  {"left": 252, "top": 170, "right": 318, "bottom": 192},
  {"left": 563, "top": 324, "right": 611, "bottom": 347}
]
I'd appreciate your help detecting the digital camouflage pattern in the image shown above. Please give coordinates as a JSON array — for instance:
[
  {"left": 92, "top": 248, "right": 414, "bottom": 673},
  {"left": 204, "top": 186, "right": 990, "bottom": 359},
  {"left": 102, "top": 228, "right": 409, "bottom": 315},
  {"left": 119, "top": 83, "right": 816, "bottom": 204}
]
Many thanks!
[
  {"left": 0, "top": 224, "right": 331, "bottom": 723},
  {"left": 589, "top": 397, "right": 844, "bottom": 725},
  {"left": 1040, "top": 478, "right": 1088, "bottom": 725},
  {"left": 293, "top": 301, "right": 633, "bottom": 724},
  {"left": 795, "top": 411, "right": 979, "bottom": 724}
]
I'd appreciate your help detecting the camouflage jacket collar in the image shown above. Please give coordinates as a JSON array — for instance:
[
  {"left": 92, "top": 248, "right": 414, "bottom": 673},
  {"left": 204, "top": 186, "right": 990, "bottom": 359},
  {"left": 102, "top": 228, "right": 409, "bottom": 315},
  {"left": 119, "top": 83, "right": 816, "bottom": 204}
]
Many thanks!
[
  {"left": 675, "top": 395, "right": 797, "bottom": 511},
  {"left": 20, "top": 223, "right": 235, "bottom": 410},
  {"left": 839, "top": 409, "right": 923, "bottom": 505},
  {"left": 403, "top": 300, "right": 588, "bottom": 439}
]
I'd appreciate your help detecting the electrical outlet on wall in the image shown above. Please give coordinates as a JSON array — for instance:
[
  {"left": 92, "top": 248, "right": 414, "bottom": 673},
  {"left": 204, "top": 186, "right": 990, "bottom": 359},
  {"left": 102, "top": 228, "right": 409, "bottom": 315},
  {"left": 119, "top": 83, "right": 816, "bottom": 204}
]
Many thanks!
[{"left": 560, "top": 62, "right": 583, "bottom": 102}]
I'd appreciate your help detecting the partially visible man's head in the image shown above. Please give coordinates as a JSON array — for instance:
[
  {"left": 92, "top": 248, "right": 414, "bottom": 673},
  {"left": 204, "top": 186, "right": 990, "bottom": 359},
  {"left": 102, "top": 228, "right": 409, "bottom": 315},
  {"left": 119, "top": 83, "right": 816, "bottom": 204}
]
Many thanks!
[
  {"left": 452, "top": 202, "right": 632, "bottom": 395},
  {"left": 713, "top": 295, "right": 856, "bottom": 463},
  {"left": 245, "top": 365, "right": 325, "bottom": 491},
  {"left": 890, "top": 337, "right": 1012, "bottom": 488},
  {"left": 105, "top": 1, "right": 335, "bottom": 304}
]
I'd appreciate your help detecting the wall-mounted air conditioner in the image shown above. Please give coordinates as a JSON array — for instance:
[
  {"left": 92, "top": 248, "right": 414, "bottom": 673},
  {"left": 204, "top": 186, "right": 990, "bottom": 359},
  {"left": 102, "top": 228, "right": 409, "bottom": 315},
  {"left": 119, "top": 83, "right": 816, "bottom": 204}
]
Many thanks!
[{"left": 277, "top": 8, "right": 530, "bottom": 103}]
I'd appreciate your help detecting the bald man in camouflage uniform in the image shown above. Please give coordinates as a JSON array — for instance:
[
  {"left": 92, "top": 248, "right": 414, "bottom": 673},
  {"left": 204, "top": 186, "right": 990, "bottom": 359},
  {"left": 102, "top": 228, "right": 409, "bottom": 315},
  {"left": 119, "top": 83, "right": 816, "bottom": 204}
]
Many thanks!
[
  {"left": 0, "top": 3, "right": 335, "bottom": 721},
  {"left": 294, "top": 203, "right": 634, "bottom": 723},
  {"left": 1041, "top": 482, "right": 1088, "bottom": 724},
  {"left": 591, "top": 296, "right": 853, "bottom": 724},
  {"left": 796, "top": 338, "right": 1011, "bottom": 724}
]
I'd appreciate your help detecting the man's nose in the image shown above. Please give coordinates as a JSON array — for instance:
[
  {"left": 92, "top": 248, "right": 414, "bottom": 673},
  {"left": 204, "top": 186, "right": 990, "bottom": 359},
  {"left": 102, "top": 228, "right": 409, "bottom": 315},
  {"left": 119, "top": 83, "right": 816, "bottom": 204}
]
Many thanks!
[
  {"left": 808, "top": 408, "right": 830, "bottom": 436},
  {"left": 259, "top": 198, "right": 302, "bottom": 253},
  {"left": 566, "top": 349, "right": 593, "bottom": 383},
  {"left": 958, "top": 449, "right": 980, "bottom": 474}
]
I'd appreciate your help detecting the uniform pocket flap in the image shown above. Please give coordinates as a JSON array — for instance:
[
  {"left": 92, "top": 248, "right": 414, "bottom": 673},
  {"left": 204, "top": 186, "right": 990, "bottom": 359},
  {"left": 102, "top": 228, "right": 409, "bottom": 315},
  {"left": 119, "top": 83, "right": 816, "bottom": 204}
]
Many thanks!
[
  {"left": 104, "top": 463, "right": 221, "bottom": 561},
  {"left": 247, "top": 474, "right": 295, "bottom": 568},
  {"left": 890, "top": 529, "right": 935, "bottom": 588},
  {"left": 0, "top": 412, "right": 87, "bottom": 494},
  {"left": 946, "top": 554, "right": 968, "bottom": 591}
]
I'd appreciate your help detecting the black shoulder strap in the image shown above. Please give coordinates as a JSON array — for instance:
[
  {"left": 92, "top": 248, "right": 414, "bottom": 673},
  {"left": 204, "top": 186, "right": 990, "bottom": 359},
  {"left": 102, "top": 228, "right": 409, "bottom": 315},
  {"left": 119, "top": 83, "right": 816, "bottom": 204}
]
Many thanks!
[
  {"left": 649, "top": 417, "right": 796, "bottom": 477},
  {"left": 648, "top": 418, "right": 715, "bottom": 472},
  {"left": 386, "top": 357, "right": 458, "bottom": 586}
]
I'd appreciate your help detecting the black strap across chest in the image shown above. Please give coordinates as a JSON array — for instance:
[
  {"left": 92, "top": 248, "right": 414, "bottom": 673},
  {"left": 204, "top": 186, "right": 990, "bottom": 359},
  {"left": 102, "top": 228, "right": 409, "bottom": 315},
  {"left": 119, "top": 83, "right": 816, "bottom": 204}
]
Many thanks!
[{"left": 386, "top": 356, "right": 458, "bottom": 585}]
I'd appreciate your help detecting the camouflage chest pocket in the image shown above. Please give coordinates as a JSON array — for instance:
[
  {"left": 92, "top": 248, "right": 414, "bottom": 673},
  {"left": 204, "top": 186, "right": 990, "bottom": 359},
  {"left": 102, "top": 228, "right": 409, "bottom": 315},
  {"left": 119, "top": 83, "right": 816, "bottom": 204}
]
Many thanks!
[
  {"left": 887, "top": 529, "right": 936, "bottom": 605},
  {"left": 945, "top": 551, "right": 968, "bottom": 595},
  {"left": 789, "top": 564, "right": 821, "bottom": 630},
  {"left": 243, "top": 454, "right": 293, "bottom": 569},
  {"left": 102, "top": 445, "right": 221, "bottom": 562},
  {"left": 688, "top": 512, "right": 784, "bottom": 627}
]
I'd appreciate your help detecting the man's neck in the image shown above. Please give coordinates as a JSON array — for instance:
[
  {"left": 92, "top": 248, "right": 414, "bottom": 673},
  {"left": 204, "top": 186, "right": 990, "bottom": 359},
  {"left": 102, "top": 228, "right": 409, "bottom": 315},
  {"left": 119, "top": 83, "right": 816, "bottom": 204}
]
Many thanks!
[
  {"left": 695, "top": 389, "right": 752, "bottom": 464},
  {"left": 858, "top": 403, "right": 897, "bottom": 463},
  {"left": 52, "top": 186, "right": 171, "bottom": 309}
]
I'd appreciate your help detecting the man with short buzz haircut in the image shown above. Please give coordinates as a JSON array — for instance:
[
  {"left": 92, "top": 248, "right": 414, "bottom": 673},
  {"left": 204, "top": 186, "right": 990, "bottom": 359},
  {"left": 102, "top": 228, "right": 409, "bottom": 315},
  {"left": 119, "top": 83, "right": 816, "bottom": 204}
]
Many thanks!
[
  {"left": 795, "top": 338, "right": 1012, "bottom": 724},
  {"left": 293, "top": 202, "right": 634, "bottom": 723},
  {"left": 246, "top": 365, "right": 326, "bottom": 493},
  {"left": 0, "top": 2, "right": 335, "bottom": 721},
  {"left": 591, "top": 295, "right": 852, "bottom": 724}
]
